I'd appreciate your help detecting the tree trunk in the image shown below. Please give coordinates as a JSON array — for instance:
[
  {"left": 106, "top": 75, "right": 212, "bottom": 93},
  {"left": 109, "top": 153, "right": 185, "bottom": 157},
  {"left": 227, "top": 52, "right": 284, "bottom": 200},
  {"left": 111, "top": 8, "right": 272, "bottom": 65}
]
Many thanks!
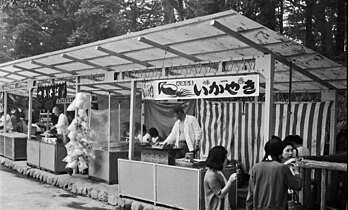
[
  {"left": 259, "top": 0, "right": 277, "bottom": 30},
  {"left": 279, "top": 0, "right": 284, "bottom": 34},
  {"left": 162, "top": 0, "right": 175, "bottom": 24},
  {"left": 175, "top": 0, "right": 184, "bottom": 21},
  {"left": 304, "top": 0, "right": 315, "bottom": 49},
  {"left": 316, "top": 0, "right": 329, "bottom": 56},
  {"left": 335, "top": 0, "right": 346, "bottom": 56}
]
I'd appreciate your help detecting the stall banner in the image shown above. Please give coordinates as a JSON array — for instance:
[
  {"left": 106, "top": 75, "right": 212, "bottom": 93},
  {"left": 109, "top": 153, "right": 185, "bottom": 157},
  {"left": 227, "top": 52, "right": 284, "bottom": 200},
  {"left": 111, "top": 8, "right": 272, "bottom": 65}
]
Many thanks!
[
  {"left": 6, "top": 93, "right": 40, "bottom": 110},
  {"left": 37, "top": 82, "right": 67, "bottom": 110},
  {"left": 142, "top": 75, "right": 259, "bottom": 100}
]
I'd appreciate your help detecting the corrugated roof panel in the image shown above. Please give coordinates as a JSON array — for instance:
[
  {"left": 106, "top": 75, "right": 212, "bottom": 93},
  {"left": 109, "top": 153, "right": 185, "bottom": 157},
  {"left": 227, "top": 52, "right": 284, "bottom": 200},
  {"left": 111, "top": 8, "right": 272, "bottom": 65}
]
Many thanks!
[
  {"left": 6, "top": 74, "right": 26, "bottom": 80},
  {"left": 68, "top": 47, "right": 107, "bottom": 59},
  {"left": 34, "top": 68, "right": 60, "bottom": 74},
  {"left": 55, "top": 62, "right": 96, "bottom": 71},
  {"left": 17, "top": 71, "right": 40, "bottom": 77}
]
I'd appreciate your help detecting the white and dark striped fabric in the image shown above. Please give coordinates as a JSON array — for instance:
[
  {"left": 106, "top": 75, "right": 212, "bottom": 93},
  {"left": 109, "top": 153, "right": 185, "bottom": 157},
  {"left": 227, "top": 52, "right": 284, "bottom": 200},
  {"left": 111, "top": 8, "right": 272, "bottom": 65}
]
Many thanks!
[{"left": 197, "top": 99, "right": 333, "bottom": 173}]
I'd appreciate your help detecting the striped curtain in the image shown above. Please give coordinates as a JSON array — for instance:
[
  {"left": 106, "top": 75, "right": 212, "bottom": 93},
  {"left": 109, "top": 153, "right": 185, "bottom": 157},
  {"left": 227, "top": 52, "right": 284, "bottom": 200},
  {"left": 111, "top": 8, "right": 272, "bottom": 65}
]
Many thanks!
[{"left": 197, "top": 99, "right": 333, "bottom": 173}]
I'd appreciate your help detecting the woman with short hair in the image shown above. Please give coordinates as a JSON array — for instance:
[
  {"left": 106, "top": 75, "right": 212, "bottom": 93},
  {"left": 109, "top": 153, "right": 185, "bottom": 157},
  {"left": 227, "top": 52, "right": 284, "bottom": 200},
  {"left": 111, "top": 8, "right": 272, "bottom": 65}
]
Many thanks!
[{"left": 204, "top": 146, "right": 237, "bottom": 210}]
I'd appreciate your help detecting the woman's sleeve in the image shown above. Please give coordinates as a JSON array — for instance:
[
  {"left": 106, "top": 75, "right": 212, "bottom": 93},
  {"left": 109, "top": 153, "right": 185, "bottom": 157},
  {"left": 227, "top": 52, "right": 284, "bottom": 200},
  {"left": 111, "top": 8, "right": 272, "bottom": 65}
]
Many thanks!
[
  {"left": 206, "top": 174, "right": 224, "bottom": 199},
  {"left": 283, "top": 165, "right": 302, "bottom": 191}
]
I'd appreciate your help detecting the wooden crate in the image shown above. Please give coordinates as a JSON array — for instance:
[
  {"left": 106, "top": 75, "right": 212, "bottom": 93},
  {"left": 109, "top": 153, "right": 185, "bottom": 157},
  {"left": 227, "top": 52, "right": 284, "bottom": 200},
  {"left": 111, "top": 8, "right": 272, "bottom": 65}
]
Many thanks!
[
  {"left": 27, "top": 139, "right": 40, "bottom": 168},
  {"left": 1, "top": 133, "right": 27, "bottom": 160},
  {"left": 40, "top": 142, "right": 67, "bottom": 174}
]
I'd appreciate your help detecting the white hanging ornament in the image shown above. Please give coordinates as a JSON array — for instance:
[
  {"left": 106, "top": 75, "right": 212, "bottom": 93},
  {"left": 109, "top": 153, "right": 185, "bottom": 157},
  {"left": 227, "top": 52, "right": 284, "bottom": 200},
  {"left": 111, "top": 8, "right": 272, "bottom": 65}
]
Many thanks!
[
  {"left": 78, "top": 109, "right": 87, "bottom": 117},
  {"left": 76, "top": 92, "right": 87, "bottom": 101},
  {"left": 67, "top": 99, "right": 77, "bottom": 111},
  {"left": 76, "top": 99, "right": 85, "bottom": 109}
]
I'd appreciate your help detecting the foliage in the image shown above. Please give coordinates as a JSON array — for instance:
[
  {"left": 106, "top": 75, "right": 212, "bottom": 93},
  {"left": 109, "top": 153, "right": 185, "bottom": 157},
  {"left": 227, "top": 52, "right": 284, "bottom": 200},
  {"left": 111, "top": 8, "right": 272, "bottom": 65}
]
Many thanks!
[{"left": 0, "top": 0, "right": 346, "bottom": 63}]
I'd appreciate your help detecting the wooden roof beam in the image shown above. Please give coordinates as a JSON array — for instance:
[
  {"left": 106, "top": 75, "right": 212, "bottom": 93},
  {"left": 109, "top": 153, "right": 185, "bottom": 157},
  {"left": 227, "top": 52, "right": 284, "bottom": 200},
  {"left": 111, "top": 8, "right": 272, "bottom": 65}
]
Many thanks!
[
  {"left": 138, "top": 37, "right": 202, "bottom": 62},
  {"left": 96, "top": 46, "right": 153, "bottom": 67},
  {"left": 61, "top": 54, "right": 113, "bottom": 72},
  {"left": 0, "top": 67, "right": 27, "bottom": 80},
  {"left": 210, "top": 20, "right": 337, "bottom": 90},
  {"left": 31, "top": 60, "right": 78, "bottom": 76}
]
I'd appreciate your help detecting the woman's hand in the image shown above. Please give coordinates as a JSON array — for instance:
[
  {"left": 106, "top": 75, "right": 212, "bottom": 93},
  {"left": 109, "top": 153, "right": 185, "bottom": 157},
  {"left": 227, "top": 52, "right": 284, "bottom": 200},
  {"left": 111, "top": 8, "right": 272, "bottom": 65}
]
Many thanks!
[{"left": 228, "top": 173, "right": 237, "bottom": 183}]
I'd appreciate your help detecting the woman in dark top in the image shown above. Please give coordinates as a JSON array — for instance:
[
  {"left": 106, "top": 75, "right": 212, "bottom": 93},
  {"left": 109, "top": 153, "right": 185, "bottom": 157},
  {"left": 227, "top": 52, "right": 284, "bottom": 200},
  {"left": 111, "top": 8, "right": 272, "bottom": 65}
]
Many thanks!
[{"left": 246, "top": 137, "right": 302, "bottom": 210}]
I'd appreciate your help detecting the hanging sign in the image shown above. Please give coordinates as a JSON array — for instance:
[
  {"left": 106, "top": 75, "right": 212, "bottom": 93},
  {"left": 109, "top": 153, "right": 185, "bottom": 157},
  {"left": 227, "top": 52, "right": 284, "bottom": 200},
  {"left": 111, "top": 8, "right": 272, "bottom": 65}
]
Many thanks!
[
  {"left": 142, "top": 75, "right": 259, "bottom": 100},
  {"left": 56, "top": 97, "right": 74, "bottom": 104},
  {"left": 37, "top": 82, "right": 67, "bottom": 109}
]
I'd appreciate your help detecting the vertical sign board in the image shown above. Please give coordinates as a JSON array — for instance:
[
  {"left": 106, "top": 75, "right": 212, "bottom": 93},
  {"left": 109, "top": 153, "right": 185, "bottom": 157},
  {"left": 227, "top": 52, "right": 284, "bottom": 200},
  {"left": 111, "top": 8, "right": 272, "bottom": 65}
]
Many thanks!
[{"left": 142, "top": 75, "right": 259, "bottom": 100}]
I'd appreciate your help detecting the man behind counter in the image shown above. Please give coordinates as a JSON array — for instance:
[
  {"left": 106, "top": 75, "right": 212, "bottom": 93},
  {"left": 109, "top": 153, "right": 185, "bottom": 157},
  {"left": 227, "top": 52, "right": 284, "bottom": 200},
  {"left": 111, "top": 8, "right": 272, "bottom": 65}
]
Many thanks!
[
  {"left": 50, "top": 106, "right": 69, "bottom": 143},
  {"left": 163, "top": 104, "right": 202, "bottom": 158}
]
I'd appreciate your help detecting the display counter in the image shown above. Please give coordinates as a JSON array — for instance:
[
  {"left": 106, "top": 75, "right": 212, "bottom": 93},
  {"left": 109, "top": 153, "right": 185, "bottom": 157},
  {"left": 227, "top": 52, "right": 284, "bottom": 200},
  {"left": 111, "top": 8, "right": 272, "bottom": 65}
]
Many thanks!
[
  {"left": 27, "top": 136, "right": 67, "bottom": 174},
  {"left": 40, "top": 139, "right": 67, "bottom": 174},
  {"left": 88, "top": 142, "right": 142, "bottom": 184},
  {"left": 0, "top": 132, "right": 27, "bottom": 160},
  {"left": 27, "top": 138, "right": 40, "bottom": 167},
  {"left": 118, "top": 159, "right": 237, "bottom": 210}
]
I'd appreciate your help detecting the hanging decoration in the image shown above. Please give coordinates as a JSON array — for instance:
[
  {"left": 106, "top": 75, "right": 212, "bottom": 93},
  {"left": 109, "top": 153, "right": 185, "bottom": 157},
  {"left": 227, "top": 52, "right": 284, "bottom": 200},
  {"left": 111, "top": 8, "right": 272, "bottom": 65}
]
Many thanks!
[
  {"left": 36, "top": 82, "right": 67, "bottom": 110},
  {"left": 63, "top": 92, "right": 94, "bottom": 175}
]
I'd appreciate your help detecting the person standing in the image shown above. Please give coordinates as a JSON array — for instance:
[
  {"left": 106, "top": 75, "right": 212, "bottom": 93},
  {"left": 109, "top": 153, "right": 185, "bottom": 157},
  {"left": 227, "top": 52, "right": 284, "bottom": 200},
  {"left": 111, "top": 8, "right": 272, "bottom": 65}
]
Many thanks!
[
  {"left": 51, "top": 106, "right": 69, "bottom": 142},
  {"left": 0, "top": 110, "right": 13, "bottom": 132},
  {"left": 204, "top": 146, "right": 237, "bottom": 210},
  {"left": 246, "top": 137, "right": 302, "bottom": 209},
  {"left": 163, "top": 104, "right": 202, "bottom": 158},
  {"left": 284, "top": 135, "right": 310, "bottom": 157}
]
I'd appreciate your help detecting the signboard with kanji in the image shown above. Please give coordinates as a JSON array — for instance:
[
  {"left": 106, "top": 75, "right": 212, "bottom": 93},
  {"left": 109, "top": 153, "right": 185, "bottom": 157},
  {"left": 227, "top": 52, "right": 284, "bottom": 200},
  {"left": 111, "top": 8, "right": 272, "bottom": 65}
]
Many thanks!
[
  {"left": 37, "top": 82, "right": 67, "bottom": 109},
  {"left": 142, "top": 75, "right": 259, "bottom": 100}
]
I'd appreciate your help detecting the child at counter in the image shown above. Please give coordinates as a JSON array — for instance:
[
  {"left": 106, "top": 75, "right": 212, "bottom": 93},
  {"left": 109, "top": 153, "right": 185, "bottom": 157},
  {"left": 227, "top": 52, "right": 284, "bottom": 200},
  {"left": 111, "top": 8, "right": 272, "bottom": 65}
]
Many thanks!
[{"left": 142, "top": 127, "right": 163, "bottom": 144}]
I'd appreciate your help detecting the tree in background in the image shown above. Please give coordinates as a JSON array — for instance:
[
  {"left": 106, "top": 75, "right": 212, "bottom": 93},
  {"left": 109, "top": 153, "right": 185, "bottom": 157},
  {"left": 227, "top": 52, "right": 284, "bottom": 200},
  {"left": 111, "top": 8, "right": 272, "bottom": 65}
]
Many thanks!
[
  {"left": 0, "top": 0, "right": 81, "bottom": 59},
  {"left": 0, "top": 0, "right": 346, "bottom": 65}
]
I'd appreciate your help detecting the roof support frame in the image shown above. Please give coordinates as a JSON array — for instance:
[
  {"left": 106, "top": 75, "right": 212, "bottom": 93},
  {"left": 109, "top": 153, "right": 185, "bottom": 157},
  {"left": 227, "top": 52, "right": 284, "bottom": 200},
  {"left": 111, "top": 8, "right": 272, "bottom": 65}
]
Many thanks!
[
  {"left": 210, "top": 20, "right": 337, "bottom": 90},
  {"left": 138, "top": 37, "right": 202, "bottom": 62},
  {"left": 31, "top": 60, "right": 78, "bottom": 76},
  {"left": 61, "top": 54, "right": 113, "bottom": 72},
  {"left": 96, "top": 46, "right": 153, "bottom": 67}
]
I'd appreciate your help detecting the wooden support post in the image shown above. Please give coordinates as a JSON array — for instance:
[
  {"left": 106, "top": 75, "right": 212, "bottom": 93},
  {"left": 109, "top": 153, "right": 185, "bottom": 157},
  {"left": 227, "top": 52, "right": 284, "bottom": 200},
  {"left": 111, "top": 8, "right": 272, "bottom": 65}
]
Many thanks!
[
  {"left": 302, "top": 168, "right": 312, "bottom": 209},
  {"left": 27, "top": 87, "right": 33, "bottom": 139},
  {"left": 128, "top": 80, "right": 137, "bottom": 160},
  {"left": 321, "top": 90, "right": 337, "bottom": 154},
  {"left": 320, "top": 169, "right": 327, "bottom": 210},
  {"left": 3, "top": 92, "right": 8, "bottom": 133},
  {"left": 108, "top": 93, "right": 111, "bottom": 152},
  {"left": 255, "top": 54, "right": 275, "bottom": 144},
  {"left": 75, "top": 76, "right": 80, "bottom": 118}
]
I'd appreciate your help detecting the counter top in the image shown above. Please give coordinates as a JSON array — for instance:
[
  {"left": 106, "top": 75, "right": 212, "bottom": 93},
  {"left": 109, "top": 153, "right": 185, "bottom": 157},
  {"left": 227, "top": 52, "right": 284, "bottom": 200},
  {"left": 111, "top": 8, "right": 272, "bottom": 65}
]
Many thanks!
[{"left": 0, "top": 132, "right": 28, "bottom": 138}]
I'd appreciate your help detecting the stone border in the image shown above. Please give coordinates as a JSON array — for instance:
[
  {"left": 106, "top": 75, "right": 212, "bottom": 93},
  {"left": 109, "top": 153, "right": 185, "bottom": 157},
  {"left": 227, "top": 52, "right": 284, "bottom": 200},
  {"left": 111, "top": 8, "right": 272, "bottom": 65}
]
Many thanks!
[{"left": 0, "top": 157, "right": 174, "bottom": 210}]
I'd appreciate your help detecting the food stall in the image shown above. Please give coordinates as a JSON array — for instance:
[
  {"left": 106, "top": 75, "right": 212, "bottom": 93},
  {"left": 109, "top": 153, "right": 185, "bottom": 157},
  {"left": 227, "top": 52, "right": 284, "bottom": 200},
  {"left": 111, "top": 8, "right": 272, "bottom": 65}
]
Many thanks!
[{"left": 0, "top": 9, "right": 345, "bottom": 210}]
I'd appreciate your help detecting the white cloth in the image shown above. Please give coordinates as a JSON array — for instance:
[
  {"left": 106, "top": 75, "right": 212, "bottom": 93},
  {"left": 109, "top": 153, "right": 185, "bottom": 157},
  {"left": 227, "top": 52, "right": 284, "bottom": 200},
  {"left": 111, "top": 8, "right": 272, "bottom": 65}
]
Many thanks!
[
  {"left": 55, "top": 113, "right": 69, "bottom": 135},
  {"left": 0, "top": 114, "right": 13, "bottom": 131},
  {"left": 164, "top": 114, "right": 202, "bottom": 151}
]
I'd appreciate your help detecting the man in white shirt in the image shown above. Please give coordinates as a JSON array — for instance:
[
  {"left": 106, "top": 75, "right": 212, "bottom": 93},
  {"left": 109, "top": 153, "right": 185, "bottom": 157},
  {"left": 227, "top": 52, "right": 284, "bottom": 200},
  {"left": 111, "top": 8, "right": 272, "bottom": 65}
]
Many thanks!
[
  {"left": 163, "top": 104, "right": 202, "bottom": 158},
  {"left": 51, "top": 106, "right": 69, "bottom": 142},
  {"left": 0, "top": 112, "right": 13, "bottom": 132}
]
